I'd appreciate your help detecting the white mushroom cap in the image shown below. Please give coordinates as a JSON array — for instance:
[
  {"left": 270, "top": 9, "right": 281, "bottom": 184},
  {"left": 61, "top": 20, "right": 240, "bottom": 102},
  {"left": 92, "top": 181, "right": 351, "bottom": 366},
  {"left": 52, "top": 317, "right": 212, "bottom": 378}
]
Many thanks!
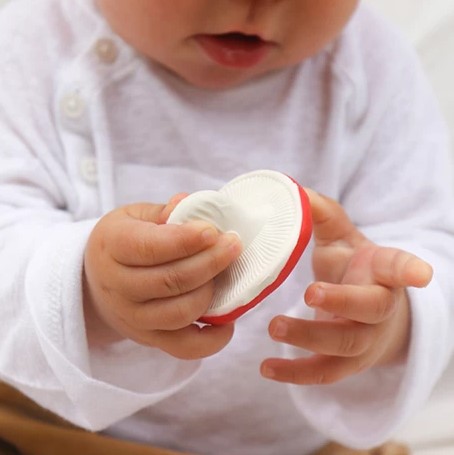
[{"left": 167, "top": 170, "right": 312, "bottom": 324}]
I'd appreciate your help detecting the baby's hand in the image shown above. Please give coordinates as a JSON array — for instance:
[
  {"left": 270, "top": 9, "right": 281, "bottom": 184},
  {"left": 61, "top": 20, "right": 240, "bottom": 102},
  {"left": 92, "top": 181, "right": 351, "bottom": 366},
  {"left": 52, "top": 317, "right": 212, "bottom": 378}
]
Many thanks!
[
  {"left": 261, "top": 190, "right": 433, "bottom": 384},
  {"left": 83, "top": 197, "right": 242, "bottom": 359}
]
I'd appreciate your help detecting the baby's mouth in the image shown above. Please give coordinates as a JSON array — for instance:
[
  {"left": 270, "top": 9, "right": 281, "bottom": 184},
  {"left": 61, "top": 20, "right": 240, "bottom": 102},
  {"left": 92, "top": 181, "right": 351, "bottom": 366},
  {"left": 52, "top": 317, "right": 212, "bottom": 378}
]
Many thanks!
[
  {"left": 212, "top": 32, "right": 266, "bottom": 49},
  {"left": 195, "top": 32, "right": 273, "bottom": 68}
]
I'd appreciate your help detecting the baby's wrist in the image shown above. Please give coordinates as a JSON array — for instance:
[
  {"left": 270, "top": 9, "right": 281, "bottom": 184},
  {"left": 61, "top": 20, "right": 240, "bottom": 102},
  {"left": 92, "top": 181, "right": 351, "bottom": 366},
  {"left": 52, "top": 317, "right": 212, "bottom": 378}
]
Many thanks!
[{"left": 82, "top": 277, "right": 125, "bottom": 347}]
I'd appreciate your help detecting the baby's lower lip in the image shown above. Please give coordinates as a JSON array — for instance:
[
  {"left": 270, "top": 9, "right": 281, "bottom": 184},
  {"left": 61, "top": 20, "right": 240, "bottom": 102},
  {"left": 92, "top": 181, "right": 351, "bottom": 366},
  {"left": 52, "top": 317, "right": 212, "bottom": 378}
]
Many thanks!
[{"left": 195, "top": 33, "right": 273, "bottom": 68}]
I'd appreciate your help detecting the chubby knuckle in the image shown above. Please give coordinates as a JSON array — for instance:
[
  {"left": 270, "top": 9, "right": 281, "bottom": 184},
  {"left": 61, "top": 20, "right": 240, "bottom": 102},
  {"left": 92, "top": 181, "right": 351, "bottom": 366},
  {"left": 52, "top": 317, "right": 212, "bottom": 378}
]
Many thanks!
[
  {"left": 337, "top": 292, "right": 350, "bottom": 315},
  {"left": 317, "top": 366, "right": 347, "bottom": 385},
  {"left": 285, "top": 365, "right": 316, "bottom": 385},
  {"left": 374, "top": 295, "right": 394, "bottom": 321},
  {"left": 174, "top": 228, "right": 193, "bottom": 258},
  {"left": 338, "top": 330, "right": 363, "bottom": 356},
  {"left": 396, "top": 248, "right": 410, "bottom": 269},
  {"left": 162, "top": 267, "right": 186, "bottom": 295},
  {"left": 390, "top": 250, "right": 405, "bottom": 282},
  {"left": 135, "top": 234, "right": 156, "bottom": 263},
  {"left": 312, "top": 371, "right": 331, "bottom": 385},
  {"left": 382, "top": 248, "right": 409, "bottom": 284}
]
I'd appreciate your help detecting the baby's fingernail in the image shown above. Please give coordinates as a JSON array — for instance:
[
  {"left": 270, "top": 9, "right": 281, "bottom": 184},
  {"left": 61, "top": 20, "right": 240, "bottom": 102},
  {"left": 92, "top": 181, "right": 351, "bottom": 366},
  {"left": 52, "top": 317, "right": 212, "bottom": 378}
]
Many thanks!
[
  {"left": 262, "top": 365, "right": 276, "bottom": 379},
  {"left": 307, "top": 286, "right": 325, "bottom": 306},
  {"left": 272, "top": 320, "right": 288, "bottom": 339},
  {"left": 201, "top": 226, "right": 218, "bottom": 244},
  {"left": 220, "top": 233, "right": 242, "bottom": 254},
  {"left": 407, "top": 257, "right": 434, "bottom": 287}
]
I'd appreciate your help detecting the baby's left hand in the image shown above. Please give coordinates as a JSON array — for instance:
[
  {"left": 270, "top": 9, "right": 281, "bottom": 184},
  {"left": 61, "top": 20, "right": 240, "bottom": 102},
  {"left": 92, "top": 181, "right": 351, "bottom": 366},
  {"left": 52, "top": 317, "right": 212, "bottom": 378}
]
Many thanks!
[{"left": 261, "top": 189, "right": 433, "bottom": 385}]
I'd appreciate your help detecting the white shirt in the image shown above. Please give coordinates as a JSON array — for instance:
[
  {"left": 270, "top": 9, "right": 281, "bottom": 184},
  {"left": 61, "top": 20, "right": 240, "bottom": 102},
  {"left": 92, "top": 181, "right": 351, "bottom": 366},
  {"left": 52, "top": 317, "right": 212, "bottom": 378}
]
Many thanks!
[{"left": 0, "top": 0, "right": 454, "bottom": 454}]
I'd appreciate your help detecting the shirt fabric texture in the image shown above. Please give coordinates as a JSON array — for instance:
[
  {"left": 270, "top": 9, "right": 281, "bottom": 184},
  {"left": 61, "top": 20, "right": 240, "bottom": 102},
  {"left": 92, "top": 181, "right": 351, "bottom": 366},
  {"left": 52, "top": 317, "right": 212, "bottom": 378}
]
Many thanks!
[{"left": 0, "top": 1, "right": 454, "bottom": 454}]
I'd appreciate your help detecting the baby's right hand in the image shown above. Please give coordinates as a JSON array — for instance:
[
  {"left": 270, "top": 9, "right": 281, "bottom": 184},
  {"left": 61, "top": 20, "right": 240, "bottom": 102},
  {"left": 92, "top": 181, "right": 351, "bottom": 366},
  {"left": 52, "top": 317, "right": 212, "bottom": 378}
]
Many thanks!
[{"left": 83, "top": 200, "right": 242, "bottom": 359}]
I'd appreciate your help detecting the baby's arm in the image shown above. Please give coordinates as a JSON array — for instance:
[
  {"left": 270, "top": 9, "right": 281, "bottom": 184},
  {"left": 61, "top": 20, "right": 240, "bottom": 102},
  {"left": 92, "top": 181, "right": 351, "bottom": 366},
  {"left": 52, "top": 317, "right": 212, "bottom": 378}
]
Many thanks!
[{"left": 83, "top": 199, "right": 242, "bottom": 359}]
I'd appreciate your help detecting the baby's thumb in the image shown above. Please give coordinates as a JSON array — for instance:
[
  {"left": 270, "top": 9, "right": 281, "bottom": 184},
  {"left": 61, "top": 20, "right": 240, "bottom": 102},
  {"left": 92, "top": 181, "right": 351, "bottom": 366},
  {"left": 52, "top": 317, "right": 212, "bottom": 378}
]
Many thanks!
[
  {"left": 124, "top": 203, "right": 168, "bottom": 224},
  {"left": 124, "top": 194, "right": 189, "bottom": 225},
  {"left": 159, "top": 193, "right": 189, "bottom": 223},
  {"left": 304, "top": 188, "right": 365, "bottom": 247}
]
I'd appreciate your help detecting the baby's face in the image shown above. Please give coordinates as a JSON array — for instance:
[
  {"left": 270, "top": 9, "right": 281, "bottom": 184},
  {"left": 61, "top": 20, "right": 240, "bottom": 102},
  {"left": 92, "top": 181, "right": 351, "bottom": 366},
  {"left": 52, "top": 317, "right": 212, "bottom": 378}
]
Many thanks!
[{"left": 96, "top": 0, "right": 359, "bottom": 90}]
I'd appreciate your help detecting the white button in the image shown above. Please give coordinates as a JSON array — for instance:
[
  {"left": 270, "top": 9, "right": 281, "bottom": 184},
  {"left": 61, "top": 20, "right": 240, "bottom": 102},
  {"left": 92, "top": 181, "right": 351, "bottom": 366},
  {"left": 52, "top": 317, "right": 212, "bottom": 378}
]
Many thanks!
[
  {"left": 80, "top": 157, "right": 98, "bottom": 185},
  {"left": 61, "top": 93, "right": 85, "bottom": 119},
  {"left": 94, "top": 38, "right": 119, "bottom": 65}
]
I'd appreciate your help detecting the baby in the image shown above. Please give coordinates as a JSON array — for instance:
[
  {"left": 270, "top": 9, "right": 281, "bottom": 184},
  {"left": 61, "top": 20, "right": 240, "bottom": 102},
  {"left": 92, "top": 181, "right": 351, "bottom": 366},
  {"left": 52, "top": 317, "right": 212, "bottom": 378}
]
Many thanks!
[{"left": 0, "top": 1, "right": 453, "bottom": 454}]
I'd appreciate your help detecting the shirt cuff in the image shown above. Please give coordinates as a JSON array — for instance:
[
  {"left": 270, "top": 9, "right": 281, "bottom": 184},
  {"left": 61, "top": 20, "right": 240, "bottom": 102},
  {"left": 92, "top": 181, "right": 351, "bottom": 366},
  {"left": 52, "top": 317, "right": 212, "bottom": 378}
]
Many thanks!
[{"left": 25, "top": 219, "right": 200, "bottom": 430}]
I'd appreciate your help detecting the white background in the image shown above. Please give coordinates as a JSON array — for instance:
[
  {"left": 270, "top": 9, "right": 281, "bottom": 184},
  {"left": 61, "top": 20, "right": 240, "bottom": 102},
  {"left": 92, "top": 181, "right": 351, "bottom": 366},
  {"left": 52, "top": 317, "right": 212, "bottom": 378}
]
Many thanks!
[{"left": 366, "top": 0, "right": 454, "bottom": 143}]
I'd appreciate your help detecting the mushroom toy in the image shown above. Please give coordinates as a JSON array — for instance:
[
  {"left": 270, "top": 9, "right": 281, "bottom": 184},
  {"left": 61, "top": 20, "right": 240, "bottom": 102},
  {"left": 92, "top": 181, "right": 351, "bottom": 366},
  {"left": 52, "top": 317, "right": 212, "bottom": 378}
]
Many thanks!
[{"left": 167, "top": 170, "right": 312, "bottom": 325}]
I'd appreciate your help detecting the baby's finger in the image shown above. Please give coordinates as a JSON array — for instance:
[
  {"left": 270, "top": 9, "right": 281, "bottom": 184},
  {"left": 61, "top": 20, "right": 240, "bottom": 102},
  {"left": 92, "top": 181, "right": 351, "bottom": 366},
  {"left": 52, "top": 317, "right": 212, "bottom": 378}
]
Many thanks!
[
  {"left": 371, "top": 247, "right": 433, "bottom": 288},
  {"left": 123, "top": 202, "right": 168, "bottom": 224},
  {"left": 268, "top": 316, "right": 373, "bottom": 358},
  {"left": 159, "top": 193, "right": 189, "bottom": 223},
  {"left": 130, "top": 281, "right": 215, "bottom": 331},
  {"left": 114, "top": 233, "right": 242, "bottom": 300},
  {"left": 111, "top": 220, "right": 221, "bottom": 266},
  {"left": 305, "top": 188, "right": 365, "bottom": 247},
  {"left": 261, "top": 354, "right": 371, "bottom": 385},
  {"left": 137, "top": 323, "right": 235, "bottom": 360},
  {"left": 305, "top": 282, "right": 397, "bottom": 324}
]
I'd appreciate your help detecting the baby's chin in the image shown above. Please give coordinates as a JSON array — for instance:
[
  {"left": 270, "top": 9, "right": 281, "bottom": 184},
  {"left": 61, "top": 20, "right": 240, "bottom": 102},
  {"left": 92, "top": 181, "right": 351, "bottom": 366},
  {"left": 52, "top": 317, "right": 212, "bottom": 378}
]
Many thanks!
[{"left": 160, "top": 61, "right": 281, "bottom": 91}]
